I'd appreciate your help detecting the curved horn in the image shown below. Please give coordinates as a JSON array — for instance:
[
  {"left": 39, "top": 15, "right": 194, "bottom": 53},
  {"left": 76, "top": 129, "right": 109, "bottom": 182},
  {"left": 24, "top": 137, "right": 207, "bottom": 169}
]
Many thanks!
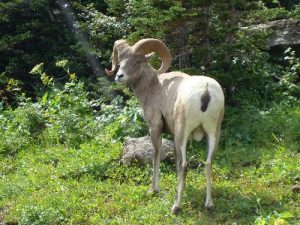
[
  {"left": 132, "top": 38, "right": 172, "bottom": 74},
  {"left": 105, "top": 40, "right": 129, "bottom": 76}
]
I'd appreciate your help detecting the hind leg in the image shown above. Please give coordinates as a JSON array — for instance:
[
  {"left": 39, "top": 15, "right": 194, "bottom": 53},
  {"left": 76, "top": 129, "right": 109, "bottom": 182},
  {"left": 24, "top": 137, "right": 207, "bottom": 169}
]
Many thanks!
[
  {"left": 204, "top": 133, "right": 218, "bottom": 208},
  {"left": 204, "top": 114, "right": 222, "bottom": 208}
]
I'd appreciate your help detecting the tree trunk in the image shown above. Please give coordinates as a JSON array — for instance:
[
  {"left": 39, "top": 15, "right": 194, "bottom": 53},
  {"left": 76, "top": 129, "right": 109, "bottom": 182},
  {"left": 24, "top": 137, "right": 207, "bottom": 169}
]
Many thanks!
[{"left": 201, "top": 1, "right": 212, "bottom": 71}]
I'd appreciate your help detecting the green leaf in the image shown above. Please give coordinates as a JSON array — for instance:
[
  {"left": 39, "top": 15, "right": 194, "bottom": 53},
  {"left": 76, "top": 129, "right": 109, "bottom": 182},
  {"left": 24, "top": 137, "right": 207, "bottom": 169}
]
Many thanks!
[
  {"left": 41, "top": 92, "right": 48, "bottom": 104},
  {"left": 279, "top": 211, "right": 294, "bottom": 219}
]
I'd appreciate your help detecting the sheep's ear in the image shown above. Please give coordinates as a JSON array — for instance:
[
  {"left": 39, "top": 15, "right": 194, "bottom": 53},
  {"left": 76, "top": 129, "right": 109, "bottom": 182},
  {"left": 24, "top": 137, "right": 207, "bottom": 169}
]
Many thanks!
[{"left": 145, "top": 52, "right": 155, "bottom": 62}]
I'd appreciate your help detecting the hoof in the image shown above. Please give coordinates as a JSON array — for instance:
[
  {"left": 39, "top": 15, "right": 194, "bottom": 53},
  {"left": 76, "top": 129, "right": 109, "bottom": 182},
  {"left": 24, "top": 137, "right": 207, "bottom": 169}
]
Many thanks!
[
  {"left": 171, "top": 204, "right": 181, "bottom": 215},
  {"left": 148, "top": 187, "right": 160, "bottom": 195},
  {"left": 205, "top": 201, "right": 214, "bottom": 209},
  {"left": 205, "top": 202, "right": 214, "bottom": 212}
]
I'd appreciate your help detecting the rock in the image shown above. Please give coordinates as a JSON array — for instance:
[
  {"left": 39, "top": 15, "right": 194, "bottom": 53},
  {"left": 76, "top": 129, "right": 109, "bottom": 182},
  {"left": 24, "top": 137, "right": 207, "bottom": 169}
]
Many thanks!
[
  {"left": 244, "top": 19, "right": 300, "bottom": 50},
  {"left": 121, "top": 136, "right": 174, "bottom": 165}
]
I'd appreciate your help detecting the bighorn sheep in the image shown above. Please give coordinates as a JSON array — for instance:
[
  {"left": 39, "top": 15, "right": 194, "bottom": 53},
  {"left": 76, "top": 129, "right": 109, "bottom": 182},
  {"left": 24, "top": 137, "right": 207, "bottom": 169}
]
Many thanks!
[{"left": 106, "top": 38, "right": 225, "bottom": 214}]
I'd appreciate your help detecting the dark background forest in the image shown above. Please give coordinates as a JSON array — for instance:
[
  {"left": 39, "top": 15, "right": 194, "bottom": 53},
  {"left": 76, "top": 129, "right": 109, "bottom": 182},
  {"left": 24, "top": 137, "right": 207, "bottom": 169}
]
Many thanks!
[
  {"left": 0, "top": 0, "right": 299, "bottom": 224},
  {"left": 1, "top": 0, "right": 300, "bottom": 106}
]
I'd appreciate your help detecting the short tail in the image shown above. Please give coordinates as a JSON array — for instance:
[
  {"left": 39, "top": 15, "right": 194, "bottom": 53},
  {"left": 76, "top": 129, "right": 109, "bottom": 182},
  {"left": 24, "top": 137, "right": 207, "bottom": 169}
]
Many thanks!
[{"left": 200, "top": 83, "right": 211, "bottom": 112}]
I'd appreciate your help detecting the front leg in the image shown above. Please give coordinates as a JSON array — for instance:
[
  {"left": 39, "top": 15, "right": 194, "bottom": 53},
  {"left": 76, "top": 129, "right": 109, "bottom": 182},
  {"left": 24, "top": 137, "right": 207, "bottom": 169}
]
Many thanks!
[{"left": 149, "top": 125, "right": 163, "bottom": 193}]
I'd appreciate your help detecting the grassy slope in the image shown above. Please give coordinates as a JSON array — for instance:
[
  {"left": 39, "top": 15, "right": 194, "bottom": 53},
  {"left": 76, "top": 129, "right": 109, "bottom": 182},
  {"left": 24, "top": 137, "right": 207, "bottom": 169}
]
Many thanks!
[
  {"left": 0, "top": 83, "right": 299, "bottom": 224},
  {"left": 0, "top": 133, "right": 299, "bottom": 224}
]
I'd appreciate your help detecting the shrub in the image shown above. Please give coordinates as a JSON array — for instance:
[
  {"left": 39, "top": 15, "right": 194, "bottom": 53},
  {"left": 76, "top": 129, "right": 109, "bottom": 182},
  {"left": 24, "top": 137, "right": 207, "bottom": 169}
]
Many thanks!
[
  {"left": 221, "top": 100, "right": 300, "bottom": 148},
  {"left": 0, "top": 103, "right": 46, "bottom": 156},
  {"left": 97, "top": 96, "right": 149, "bottom": 140}
]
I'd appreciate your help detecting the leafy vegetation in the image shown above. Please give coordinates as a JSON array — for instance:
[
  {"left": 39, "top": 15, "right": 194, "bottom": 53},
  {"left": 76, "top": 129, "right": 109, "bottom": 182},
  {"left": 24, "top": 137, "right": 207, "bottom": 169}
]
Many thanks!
[
  {"left": 1, "top": 65, "right": 299, "bottom": 224},
  {"left": 0, "top": 0, "right": 299, "bottom": 224}
]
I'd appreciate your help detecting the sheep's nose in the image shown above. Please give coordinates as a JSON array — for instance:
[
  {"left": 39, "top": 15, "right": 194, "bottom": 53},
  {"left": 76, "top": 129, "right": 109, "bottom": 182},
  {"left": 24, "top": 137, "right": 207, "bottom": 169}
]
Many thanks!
[{"left": 115, "top": 73, "right": 124, "bottom": 82}]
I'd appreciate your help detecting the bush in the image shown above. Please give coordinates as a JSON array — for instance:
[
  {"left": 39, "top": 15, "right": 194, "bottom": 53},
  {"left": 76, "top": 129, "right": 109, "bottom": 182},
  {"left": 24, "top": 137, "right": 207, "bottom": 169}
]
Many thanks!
[
  {"left": 221, "top": 100, "right": 300, "bottom": 148},
  {"left": 0, "top": 103, "right": 46, "bottom": 156},
  {"left": 39, "top": 79, "right": 99, "bottom": 148},
  {"left": 97, "top": 96, "right": 149, "bottom": 140}
]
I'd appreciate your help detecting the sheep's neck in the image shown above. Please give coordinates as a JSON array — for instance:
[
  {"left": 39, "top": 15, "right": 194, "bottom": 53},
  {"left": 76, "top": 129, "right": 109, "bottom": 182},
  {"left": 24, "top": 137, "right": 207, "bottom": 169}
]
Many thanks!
[{"left": 130, "top": 72, "right": 161, "bottom": 110}]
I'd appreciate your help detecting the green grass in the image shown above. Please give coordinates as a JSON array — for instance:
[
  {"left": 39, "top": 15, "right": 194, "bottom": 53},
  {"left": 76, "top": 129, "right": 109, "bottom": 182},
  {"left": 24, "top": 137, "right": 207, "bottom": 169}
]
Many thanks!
[
  {"left": 0, "top": 80, "right": 299, "bottom": 224},
  {"left": 0, "top": 136, "right": 299, "bottom": 224}
]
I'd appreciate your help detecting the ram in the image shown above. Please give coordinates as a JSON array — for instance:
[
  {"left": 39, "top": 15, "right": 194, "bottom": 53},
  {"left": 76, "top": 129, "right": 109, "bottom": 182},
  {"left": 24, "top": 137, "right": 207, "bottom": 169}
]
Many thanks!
[{"left": 106, "top": 38, "right": 225, "bottom": 214}]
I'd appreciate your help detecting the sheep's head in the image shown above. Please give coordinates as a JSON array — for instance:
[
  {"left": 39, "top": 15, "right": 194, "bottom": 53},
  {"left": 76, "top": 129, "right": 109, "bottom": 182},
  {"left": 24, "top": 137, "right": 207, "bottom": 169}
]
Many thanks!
[{"left": 105, "top": 38, "right": 172, "bottom": 84}]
